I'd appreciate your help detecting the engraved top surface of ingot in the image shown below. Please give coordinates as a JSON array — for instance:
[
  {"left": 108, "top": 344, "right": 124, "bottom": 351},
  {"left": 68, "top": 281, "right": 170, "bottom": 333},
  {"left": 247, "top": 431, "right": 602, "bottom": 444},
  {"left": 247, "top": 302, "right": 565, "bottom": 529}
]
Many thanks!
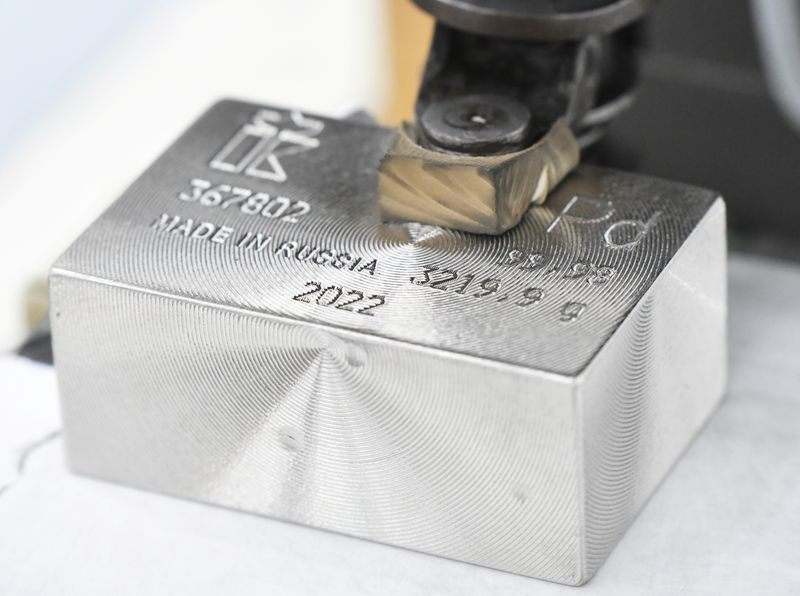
[{"left": 54, "top": 100, "right": 721, "bottom": 375}]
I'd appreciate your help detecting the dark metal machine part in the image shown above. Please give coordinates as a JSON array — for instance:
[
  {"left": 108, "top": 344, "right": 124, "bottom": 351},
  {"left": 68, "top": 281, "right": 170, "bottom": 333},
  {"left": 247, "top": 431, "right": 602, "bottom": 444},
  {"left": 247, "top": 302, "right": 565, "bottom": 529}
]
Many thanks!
[
  {"left": 419, "top": 93, "right": 533, "bottom": 154},
  {"left": 591, "top": 0, "right": 800, "bottom": 247},
  {"left": 412, "top": 1, "right": 650, "bottom": 156},
  {"left": 412, "top": 0, "right": 800, "bottom": 250},
  {"left": 412, "top": 0, "right": 655, "bottom": 41}
]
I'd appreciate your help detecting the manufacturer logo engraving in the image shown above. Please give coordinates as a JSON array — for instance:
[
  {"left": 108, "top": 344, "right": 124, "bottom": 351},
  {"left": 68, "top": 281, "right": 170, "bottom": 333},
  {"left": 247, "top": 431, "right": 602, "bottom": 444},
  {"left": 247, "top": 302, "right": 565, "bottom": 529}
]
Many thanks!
[{"left": 210, "top": 109, "right": 324, "bottom": 182}]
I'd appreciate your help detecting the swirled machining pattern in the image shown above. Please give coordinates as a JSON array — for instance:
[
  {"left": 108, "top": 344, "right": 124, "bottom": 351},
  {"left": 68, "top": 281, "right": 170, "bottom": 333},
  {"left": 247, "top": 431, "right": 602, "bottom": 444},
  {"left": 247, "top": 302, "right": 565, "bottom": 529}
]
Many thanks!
[{"left": 54, "top": 101, "right": 720, "bottom": 377}]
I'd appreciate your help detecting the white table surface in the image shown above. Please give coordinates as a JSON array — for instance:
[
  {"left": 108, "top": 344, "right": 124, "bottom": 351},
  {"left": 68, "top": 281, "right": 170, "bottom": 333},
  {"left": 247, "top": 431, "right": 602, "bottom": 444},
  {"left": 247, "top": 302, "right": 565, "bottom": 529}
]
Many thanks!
[{"left": 1, "top": 253, "right": 799, "bottom": 595}]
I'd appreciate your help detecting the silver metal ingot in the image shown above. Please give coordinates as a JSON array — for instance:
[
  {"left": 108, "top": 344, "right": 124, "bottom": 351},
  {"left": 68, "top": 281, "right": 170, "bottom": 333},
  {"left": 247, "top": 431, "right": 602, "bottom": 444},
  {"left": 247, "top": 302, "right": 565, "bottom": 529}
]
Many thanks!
[{"left": 50, "top": 100, "right": 727, "bottom": 586}]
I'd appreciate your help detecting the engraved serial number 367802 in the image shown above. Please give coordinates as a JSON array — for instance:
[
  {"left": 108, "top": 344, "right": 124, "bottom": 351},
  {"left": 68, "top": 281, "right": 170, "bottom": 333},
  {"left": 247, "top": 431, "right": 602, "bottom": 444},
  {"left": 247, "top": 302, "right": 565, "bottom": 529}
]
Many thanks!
[{"left": 178, "top": 178, "right": 310, "bottom": 223}]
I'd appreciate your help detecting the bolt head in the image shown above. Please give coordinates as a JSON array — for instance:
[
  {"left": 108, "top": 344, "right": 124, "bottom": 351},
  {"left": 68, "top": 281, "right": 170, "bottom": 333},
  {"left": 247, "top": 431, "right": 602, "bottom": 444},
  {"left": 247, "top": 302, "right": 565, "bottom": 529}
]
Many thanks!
[{"left": 420, "top": 94, "right": 532, "bottom": 154}]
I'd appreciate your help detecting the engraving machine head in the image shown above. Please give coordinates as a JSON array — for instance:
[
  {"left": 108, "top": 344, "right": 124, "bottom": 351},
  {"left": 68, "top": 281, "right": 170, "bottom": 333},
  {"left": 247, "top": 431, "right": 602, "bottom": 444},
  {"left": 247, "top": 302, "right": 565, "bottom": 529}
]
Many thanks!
[{"left": 378, "top": 0, "right": 654, "bottom": 235}]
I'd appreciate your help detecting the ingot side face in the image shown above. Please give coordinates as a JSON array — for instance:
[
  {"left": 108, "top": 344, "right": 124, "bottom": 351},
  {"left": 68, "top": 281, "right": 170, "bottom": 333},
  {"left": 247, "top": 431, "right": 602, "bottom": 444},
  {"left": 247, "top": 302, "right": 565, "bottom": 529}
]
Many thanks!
[{"left": 50, "top": 100, "right": 727, "bottom": 585}]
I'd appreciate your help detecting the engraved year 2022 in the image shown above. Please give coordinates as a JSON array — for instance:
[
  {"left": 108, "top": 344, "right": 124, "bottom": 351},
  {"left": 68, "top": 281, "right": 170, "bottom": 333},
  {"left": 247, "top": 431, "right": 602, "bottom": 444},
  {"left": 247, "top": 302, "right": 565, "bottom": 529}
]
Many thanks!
[{"left": 293, "top": 282, "right": 386, "bottom": 316}]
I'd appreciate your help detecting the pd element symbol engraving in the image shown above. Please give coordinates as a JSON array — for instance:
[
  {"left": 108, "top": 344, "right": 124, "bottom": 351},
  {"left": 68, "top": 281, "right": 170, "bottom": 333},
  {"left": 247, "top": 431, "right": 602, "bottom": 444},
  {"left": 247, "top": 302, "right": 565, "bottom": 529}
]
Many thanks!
[{"left": 210, "top": 109, "right": 324, "bottom": 183}]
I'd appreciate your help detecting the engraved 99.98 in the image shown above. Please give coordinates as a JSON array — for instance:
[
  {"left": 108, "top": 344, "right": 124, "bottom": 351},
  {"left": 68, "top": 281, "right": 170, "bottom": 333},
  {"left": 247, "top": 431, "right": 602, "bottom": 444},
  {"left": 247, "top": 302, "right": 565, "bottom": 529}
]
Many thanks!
[
  {"left": 410, "top": 266, "right": 544, "bottom": 307},
  {"left": 498, "top": 248, "right": 616, "bottom": 285}
]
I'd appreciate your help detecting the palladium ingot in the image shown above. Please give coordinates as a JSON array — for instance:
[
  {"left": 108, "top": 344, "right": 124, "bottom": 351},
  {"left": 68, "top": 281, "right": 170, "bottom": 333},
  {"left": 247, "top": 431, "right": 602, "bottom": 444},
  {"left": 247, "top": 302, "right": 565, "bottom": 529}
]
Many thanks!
[{"left": 50, "top": 100, "right": 726, "bottom": 586}]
